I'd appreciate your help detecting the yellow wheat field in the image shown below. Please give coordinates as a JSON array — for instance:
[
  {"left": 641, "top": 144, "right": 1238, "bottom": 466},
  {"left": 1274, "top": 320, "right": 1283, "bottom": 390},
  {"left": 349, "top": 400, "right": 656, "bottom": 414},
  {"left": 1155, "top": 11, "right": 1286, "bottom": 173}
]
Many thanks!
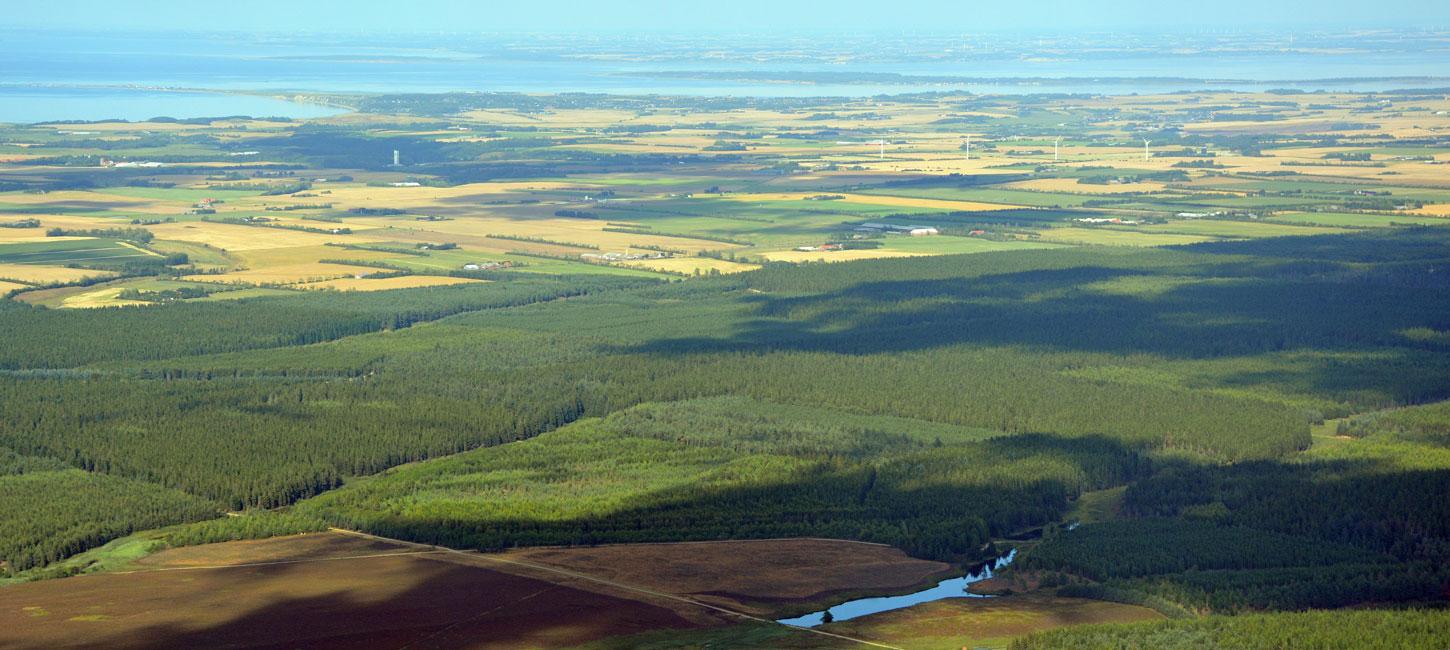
[
  {"left": 231, "top": 215, "right": 389, "bottom": 234},
  {"left": 12, "top": 283, "right": 150, "bottom": 309},
  {"left": 315, "top": 181, "right": 582, "bottom": 208},
  {"left": 145, "top": 222, "right": 381, "bottom": 251},
  {"left": 58, "top": 286, "right": 151, "bottom": 309},
  {"left": 759, "top": 249, "right": 930, "bottom": 263},
  {"left": 0, "top": 215, "right": 155, "bottom": 236},
  {"left": 0, "top": 230, "right": 95, "bottom": 243},
  {"left": 621, "top": 257, "right": 760, "bottom": 275},
  {"left": 356, "top": 215, "right": 735, "bottom": 254},
  {"left": 232, "top": 245, "right": 398, "bottom": 268},
  {"left": 1005, "top": 178, "right": 1168, "bottom": 194},
  {"left": 1034, "top": 228, "right": 1219, "bottom": 247},
  {"left": 295, "top": 275, "right": 486, "bottom": 292},
  {"left": 0, "top": 263, "right": 116, "bottom": 284},
  {"left": 1411, "top": 204, "right": 1450, "bottom": 216},
  {"left": 184, "top": 263, "right": 382, "bottom": 286},
  {"left": 0, "top": 190, "right": 187, "bottom": 215},
  {"left": 458, "top": 108, "right": 641, "bottom": 127}
]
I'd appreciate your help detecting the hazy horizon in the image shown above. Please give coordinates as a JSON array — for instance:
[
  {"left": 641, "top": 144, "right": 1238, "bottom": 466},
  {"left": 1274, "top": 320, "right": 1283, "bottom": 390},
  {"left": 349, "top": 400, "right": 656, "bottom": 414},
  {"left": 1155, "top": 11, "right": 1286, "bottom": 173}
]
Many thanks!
[{"left": 8, "top": 0, "right": 1450, "bottom": 33}]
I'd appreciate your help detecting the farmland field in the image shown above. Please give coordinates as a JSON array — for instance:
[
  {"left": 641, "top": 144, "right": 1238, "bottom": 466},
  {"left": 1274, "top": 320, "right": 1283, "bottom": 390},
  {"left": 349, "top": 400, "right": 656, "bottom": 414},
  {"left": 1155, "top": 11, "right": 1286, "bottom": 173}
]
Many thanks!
[
  {"left": 857, "top": 187, "right": 1099, "bottom": 208},
  {"left": 144, "top": 221, "right": 370, "bottom": 250},
  {"left": 25, "top": 284, "right": 151, "bottom": 308},
  {"left": 760, "top": 248, "right": 929, "bottom": 262},
  {"left": 0, "top": 534, "right": 708, "bottom": 650},
  {"left": 0, "top": 262, "right": 116, "bottom": 284},
  {"left": 183, "top": 262, "right": 388, "bottom": 285},
  {"left": 0, "top": 239, "right": 155, "bottom": 265},
  {"left": 725, "top": 191, "right": 1022, "bottom": 212},
  {"left": 297, "top": 275, "right": 486, "bottom": 291},
  {"left": 0, "top": 532, "right": 992, "bottom": 649},
  {"left": 2, "top": 62, "right": 1450, "bottom": 650},
  {"left": 1270, "top": 211, "right": 1450, "bottom": 227},
  {"left": 1127, "top": 220, "right": 1350, "bottom": 239},
  {"left": 621, "top": 256, "right": 760, "bottom": 275},
  {"left": 823, "top": 593, "right": 1164, "bottom": 650},
  {"left": 1004, "top": 178, "right": 1168, "bottom": 194},
  {"left": 1031, "top": 228, "right": 1217, "bottom": 247}
]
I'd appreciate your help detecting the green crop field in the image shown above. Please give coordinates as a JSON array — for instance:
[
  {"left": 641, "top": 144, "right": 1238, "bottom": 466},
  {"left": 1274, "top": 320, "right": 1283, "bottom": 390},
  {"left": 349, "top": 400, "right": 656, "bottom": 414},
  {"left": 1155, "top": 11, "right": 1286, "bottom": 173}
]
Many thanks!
[
  {"left": 860, "top": 186, "right": 1099, "bottom": 207},
  {"left": 0, "top": 238, "right": 153, "bottom": 265},
  {"left": 1128, "top": 219, "right": 1350, "bottom": 238},
  {"left": 877, "top": 234, "right": 1067, "bottom": 254},
  {"left": 1270, "top": 211, "right": 1450, "bottom": 227},
  {"left": 97, "top": 187, "right": 263, "bottom": 203}
]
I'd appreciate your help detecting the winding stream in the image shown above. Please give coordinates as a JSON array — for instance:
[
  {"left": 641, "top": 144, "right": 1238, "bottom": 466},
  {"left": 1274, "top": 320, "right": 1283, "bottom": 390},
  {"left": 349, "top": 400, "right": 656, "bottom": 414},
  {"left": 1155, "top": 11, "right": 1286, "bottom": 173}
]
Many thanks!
[{"left": 777, "top": 549, "right": 1017, "bottom": 628}]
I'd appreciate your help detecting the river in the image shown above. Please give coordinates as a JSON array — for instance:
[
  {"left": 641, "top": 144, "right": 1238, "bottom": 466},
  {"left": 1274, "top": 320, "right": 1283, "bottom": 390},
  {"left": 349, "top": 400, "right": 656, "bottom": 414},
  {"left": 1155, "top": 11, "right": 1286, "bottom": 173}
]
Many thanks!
[{"left": 777, "top": 549, "right": 1017, "bottom": 628}]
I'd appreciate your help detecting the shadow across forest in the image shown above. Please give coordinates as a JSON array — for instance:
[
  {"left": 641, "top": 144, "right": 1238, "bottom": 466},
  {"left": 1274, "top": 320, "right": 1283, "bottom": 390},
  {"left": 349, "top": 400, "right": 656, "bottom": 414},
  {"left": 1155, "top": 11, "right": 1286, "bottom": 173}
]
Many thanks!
[
  {"left": 628, "top": 266, "right": 1450, "bottom": 359},
  {"left": 322, "top": 432, "right": 1150, "bottom": 563},
  {"left": 613, "top": 230, "right": 1450, "bottom": 405}
]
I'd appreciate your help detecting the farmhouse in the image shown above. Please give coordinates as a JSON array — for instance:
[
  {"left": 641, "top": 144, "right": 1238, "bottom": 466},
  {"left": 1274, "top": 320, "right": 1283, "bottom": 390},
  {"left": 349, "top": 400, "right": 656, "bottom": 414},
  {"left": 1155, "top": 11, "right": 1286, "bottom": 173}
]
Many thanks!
[
  {"left": 462, "top": 262, "right": 513, "bottom": 271},
  {"left": 857, "top": 223, "right": 938, "bottom": 236},
  {"left": 582, "top": 251, "right": 668, "bottom": 262},
  {"left": 795, "top": 243, "right": 845, "bottom": 252},
  {"left": 1073, "top": 217, "right": 1141, "bottom": 226}
]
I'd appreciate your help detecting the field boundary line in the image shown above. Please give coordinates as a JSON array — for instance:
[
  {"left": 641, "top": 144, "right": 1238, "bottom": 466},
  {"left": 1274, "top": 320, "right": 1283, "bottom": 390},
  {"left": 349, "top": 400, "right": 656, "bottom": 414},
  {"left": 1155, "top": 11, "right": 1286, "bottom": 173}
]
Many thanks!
[
  {"left": 108, "top": 549, "right": 449, "bottom": 575},
  {"left": 328, "top": 528, "right": 905, "bottom": 650},
  {"left": 118, "top": 241, "right": 163, "bottom": 257},
  {"left": 494, "top": 536, "right": 897, "bottom": 551}
]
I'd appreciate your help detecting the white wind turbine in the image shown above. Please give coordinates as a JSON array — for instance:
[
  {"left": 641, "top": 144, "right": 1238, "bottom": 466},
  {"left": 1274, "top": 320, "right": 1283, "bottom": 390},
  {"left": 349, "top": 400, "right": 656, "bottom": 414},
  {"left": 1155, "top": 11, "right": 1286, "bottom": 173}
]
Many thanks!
[
  {"left": 1054, "top": 137, "right": 1063, "bottom": 162},
  {"left": 1143, "top": 139, "right": 1152, "bottom": 162}
]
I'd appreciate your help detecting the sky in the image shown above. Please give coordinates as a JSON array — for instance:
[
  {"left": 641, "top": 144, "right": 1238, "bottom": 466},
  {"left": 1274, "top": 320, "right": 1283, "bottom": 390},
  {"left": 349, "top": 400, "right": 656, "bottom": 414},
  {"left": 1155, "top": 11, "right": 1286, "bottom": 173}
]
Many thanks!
[{"left": 7, "top": 0, "right": 1450, "bottom": 32}]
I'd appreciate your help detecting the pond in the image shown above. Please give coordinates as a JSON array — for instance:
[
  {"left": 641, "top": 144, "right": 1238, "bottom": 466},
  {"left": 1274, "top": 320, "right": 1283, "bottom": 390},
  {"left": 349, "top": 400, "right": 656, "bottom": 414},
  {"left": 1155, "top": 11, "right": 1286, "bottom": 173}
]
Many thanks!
[{"left": 777, "top": 549, "right": 1016, "bottom": 628}]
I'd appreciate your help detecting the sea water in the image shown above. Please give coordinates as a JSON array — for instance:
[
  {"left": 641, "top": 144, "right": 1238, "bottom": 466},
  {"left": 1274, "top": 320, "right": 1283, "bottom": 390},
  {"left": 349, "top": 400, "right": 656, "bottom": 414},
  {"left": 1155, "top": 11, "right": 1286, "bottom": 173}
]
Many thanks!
[{"left": 3, "top": 29, "right": 1448, "bottom": 123}]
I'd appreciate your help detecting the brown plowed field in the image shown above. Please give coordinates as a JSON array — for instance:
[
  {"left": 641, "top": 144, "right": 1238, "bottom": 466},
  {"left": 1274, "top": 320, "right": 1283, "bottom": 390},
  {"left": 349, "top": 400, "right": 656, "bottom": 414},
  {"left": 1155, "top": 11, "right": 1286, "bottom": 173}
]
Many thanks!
[
  {"left": 0, "top": 533, "right": 946, "bottom": 649},
  {"left": 507, "top": 538, "right": 952, "bottom": 617},
  {"left": 0, "top": 535, "right": 702, "bottom": 649}
]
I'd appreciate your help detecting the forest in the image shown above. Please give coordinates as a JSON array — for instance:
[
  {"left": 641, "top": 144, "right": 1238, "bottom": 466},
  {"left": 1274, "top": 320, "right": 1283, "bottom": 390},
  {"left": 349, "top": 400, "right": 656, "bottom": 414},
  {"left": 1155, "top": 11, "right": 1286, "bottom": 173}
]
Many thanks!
[
  {"left": 300, "top": 397, "right": 1147, "bottom": 559},
  {"left": 1, "top": 229, "right": 1447, "bottom": 574}
]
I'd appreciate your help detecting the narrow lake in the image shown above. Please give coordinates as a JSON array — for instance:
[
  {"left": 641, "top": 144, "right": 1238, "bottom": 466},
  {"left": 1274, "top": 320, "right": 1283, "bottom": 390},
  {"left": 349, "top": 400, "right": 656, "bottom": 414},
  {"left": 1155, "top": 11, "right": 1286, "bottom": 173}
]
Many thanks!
[{"left": 778, "top": 549, "right": 1016, "bottom": 628}]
